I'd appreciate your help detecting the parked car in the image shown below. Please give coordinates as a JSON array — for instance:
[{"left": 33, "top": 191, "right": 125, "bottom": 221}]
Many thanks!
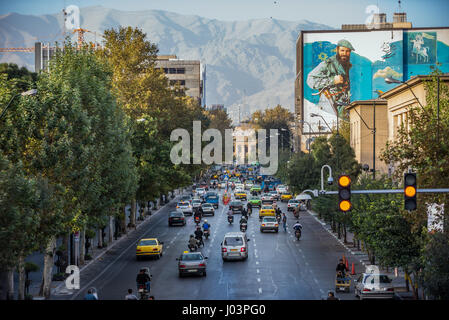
[
  {"left": 221, "top": 232, "right": 250, "bottom": 261},
  {"left": 354, "top": 270, "right": 395, "bottom": 300},
  {"left": 177, "top": 251, "right": 208, "bottom": 277},
  {"left": 168, "top": 211, "right": 186, "bottom": 226}
]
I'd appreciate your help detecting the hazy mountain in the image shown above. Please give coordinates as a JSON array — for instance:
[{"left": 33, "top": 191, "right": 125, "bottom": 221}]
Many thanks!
[{"left": 0, "top": 6, "right": 333, "bottom": 122}]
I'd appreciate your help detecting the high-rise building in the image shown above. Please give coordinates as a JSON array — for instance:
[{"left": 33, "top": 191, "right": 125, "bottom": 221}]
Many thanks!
[{"left": 156, "top": 55, "right": 203, "bottom": 106}]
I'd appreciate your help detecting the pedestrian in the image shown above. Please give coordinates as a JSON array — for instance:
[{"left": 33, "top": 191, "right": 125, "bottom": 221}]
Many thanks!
[
  {"left": 125, "top": 288, "right": 138, "bottom": 300},
  {"left": 282, "top": 213, "right": 287, "bottom": 232},
  {"left": 327, "top": 291, "right": 338, "bottom": 300},
  {"left": 148, "top": 295, "right": 155, "bottom": 300},
  {"left": 84, "top": 289, "right": 98, "bottom": 300}
]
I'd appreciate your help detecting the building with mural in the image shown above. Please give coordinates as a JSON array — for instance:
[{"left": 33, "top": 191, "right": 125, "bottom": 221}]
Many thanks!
[{"left": 294, "top": 24, "right": 449, "bottom": 152}]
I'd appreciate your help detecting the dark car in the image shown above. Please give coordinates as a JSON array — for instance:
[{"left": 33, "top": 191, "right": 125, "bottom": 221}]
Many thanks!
[
  {"left": 168, "top": 211, "right": 186, "bottom": 226},
  {"left": 229, "top": 201, "right": 243, "bottom": 214}
]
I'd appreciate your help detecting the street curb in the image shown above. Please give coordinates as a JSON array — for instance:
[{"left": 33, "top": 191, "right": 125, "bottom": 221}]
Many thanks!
[
  {"left": 306, "top": 209, "right": 368, "bottom": 269},
  {"left": 52, "top": 191, "right": 184, "bottom": 295}
]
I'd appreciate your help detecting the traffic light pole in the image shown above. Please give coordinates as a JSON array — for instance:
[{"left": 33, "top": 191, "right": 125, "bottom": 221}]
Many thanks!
[{"left": 319, "top": 188, "right": 449, "bottom": 195}]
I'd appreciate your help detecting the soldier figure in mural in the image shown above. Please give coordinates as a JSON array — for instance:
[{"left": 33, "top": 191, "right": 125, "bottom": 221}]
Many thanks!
[{"left": 307, "top": 39, "right": 355, "bottom": 117}]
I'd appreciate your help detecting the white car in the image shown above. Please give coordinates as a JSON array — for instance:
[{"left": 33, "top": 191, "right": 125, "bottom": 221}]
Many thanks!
[
  {"left": 192, "top": 199, "right": 202, "bottom": 210},
  {"left": 177, "top": 201, "right": 193, "bottom": 216},
  {"left": 235, "top": 183, "right": 244, "bottom": 189},
  {"left": 221, "top": 232, "right": 250, "bottom": 261},
  {"left": 260, "top": 216, "right": 279, "bottom": 233},
  {"left": 245, "top": 182, "right": 254, "bottom": 190},
  {"left": 354, "top": 270, "right": 395, "bottom": 300},
  {"left": 196, "top": 187, "right": 206, "bottom": 197},
  {"left": 287, "top": 199, "right": 300, "bottom": 211},
  {"left": 277, "top": 185, "right": 287, "bottom": 193}
]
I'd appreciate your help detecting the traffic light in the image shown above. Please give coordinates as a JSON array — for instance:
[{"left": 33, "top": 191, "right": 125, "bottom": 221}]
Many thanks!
[
  {"left": 404, "top": 172, "right": 417, "bottom": 211},
  {"left": 338, "top": 175, "right": 351, "bottom": 212}
]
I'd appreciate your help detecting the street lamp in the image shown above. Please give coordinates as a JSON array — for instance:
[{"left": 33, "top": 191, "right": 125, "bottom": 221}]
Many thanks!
[
  {"left": 384, "top": 76, "right": 426, "bottom": 111},
  {"left": 0, "top": 89, "right": 38, "bottom": 120},
  {"left": 298, "top": 120, "right": 317, "bottom": 153},
  {"left": 310, "top": 113, "right": 332, "bottom": 132}
]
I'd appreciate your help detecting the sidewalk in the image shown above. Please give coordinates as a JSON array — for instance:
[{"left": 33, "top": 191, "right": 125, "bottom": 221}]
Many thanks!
[
  {"left": 306, "top": 209, "right": 417, "bottom": 300},
  {"left": 26, "top": 188, "right": 186, "bottom": 299}
]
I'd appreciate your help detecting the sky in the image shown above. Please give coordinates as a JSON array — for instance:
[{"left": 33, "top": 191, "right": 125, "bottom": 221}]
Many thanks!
[{"left": 0, "top": 0, "right": 448, "bottom": 28}]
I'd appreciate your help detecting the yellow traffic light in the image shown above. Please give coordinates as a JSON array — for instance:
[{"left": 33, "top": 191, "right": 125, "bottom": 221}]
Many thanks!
[
  {"left": 405, "top": 186, "right": 416, "bottom": 197},
  {"left": 339, "top": 200, "right": 351, "bottom": 212},
  {"left": 338, "top": 175, "right": 351, "bottom": 187}
]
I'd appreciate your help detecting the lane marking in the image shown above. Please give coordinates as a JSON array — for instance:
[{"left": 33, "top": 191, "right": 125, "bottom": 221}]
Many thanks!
[{"left": 259, "top": 288, "right": 262, "bottom": 294}]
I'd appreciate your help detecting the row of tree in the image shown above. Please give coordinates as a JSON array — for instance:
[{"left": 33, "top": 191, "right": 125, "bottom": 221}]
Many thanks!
[
  {"left": 274, "top": 71, "right": 449, "bottom": 299},
  {"left": 0, "top": 26, "right": 231, "bottom": 299}
]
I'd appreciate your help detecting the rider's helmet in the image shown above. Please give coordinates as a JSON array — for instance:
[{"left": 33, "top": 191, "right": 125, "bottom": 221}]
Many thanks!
[
  {"left": 296, "top": 220, "right": 300, "bottom": 224},
  {"left": 204, "top": 219, "right": 208, "bottom": 223},
  {"left": 190, "top": 234, "right": 194, "bottom": 238}
]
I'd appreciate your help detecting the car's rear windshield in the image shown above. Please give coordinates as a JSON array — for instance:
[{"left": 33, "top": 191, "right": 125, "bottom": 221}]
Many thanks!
[
  {"left": 170, "top": 212, "right": 183, "bottom": 217},
  {"left": 364, "top": 275, "right": 390, "bottom": 284},
  {"left": 181, "top": 253, "right": 203, "bottom": 261},
  {"left": 289, "top": 200, "right": 299, "bottom": 203},
  {"left": 139, "top": 239, "right": 157, "bottom": 246},
  {"left": 202, "top": 203, "right": 213, "bottom": 207},
  {"left": 224, "top": 237, "right": 244, "bottom": 246},
  {"left": 262, "top": 206, "right": 272, "bottom": 210},
  {"left": 230, "top": 202, "right": 242, "bottom": 206},
  {"left": 178, "top": 202, "right": 189, "bottom": 206},
  {"left": 263, "top": 217, "right": 276, "bottom": 222}
]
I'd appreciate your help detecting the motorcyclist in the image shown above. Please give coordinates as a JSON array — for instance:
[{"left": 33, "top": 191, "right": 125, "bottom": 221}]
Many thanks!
[
  {"left": 239, "top": 215, "right": 248, "bottom": 225},
  {"left": 188, "top": 235, "right": 198, "bottom": 251},
  {"left": 336, "top": 259, "right": 348, "bottom": 277},
  {"left": 136, "top": 269, "right": 151, "bottom": 293},
  {"left": 241, "top": 207, "right": 248, "bottom": 220},
  {"left": 194, "top": 226, "right": 204, "bottom": 247},
  {"left": 227, "top": 209, "right": 234, "bottom": 223},
  {"left": 202, "top": 220, "right": 210, "bottom": 232},
  {"left": 293, "top": 220, "right": 302, "bottom": 238}
]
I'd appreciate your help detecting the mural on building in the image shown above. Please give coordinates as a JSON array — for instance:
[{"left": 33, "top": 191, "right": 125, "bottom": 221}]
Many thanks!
[{"left": 301, "top": 28, "right": 449, "bottom": 134}]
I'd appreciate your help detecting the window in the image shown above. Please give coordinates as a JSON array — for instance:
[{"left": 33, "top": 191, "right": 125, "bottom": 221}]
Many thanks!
[
  {"left": 181, "top": 253, "right": 203, "bottom": 261},
  {"left": 224, "top": 237, "right": 243, "bottom": 246},
  {"left": 139, "top": 240, "right": 157, "bottom": 246},
  {"left": 169, "top": 80, "right": 186, "bottom": 86},
  {"left": 164, "top": 68, "right": 186, "bottom": 74}
]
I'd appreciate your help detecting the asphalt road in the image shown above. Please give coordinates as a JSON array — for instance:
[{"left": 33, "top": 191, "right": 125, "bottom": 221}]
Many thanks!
[{"left": 57, "top": 188, "right": 360, "bottom": 300}]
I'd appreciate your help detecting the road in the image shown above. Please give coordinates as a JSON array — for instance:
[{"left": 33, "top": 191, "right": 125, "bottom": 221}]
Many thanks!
[{"left": 55, "top": 187, "right": 361, "bottom": 300}]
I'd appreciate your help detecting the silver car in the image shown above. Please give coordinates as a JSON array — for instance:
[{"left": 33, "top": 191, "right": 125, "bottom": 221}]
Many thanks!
[
  {"left": 201, "top": 203, "right": 215, "bottom": 216},
  {"left": 221, "top": 232, "right": 250, "bottom": 261},
  {"left": 354, "top": 271, "right": 395, "bottom": 300},
  {"left": 177, "top": 252, "right": 208, "bottom": 277},
  {"left": 260, "top": 216, "right": 279, "bottom": 233},
  {"left": 177, "top": 201, "right": 193, "bottom": 216},
  {"left": 192, "top": 199, "right": 202, "bottom": 210}
]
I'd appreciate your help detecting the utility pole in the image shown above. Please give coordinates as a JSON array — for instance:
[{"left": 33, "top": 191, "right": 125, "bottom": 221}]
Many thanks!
[{"left": 373, "top": 101, "right": 376, "bottom": 180}]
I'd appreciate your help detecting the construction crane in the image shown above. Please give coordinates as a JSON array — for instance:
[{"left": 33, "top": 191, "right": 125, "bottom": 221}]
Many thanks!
[
  {"left": 0, "top": 47, "right": 35, "bottom": 53},
  {"left": 72, "top": 28, "right": 102, "bottom": 49}
]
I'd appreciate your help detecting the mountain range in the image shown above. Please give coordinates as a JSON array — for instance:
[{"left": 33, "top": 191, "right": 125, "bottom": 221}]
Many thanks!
[{"left": 0, "top": 6, "right": 333, "bottom": 122}]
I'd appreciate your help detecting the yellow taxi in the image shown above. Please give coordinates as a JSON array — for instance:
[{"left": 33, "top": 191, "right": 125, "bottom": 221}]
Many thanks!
[
  {"left": 259, "top": 204, "right": 275, "bottom": 219},
  {"left": 234, "top": 190, "right": 247, "bottom": 200},
  {"left": 280, "top": 192, "right": 293, "bottom": 202},
  {"left": 136, "top": 238, "right": 164, "bottom": 260}
]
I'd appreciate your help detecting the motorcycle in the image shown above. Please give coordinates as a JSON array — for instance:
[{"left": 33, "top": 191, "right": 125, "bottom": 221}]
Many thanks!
[
  {"left": 227, "top": 215, "right": 234, "bottom": 224},
  {"left": 203, "top": 229, "right": 210, "bottom": 240},
  {"left": 195, "top": 236, "right": 204, "bottom": 248},
  {"left": 137, "top": 284, "right": 149, "bottom": 300},
  {"left": 240, "top": 222, "right": 247, "bottom": 232},
  {"left": 194, "top": 215, "right": 201, "bottom": 225},
  {"left": 295, "top": 229, "right": 302, "bottom": 240},
  {"left": 276, "top": 214, "right": 281, "bottom": 224},
  {"left": 188, "top": 242, "right": 198, "bottom": 252}
]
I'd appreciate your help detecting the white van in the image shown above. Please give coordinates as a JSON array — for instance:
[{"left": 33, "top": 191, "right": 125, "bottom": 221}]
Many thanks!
[{"left": 221, "top": 232, "right": 250, "bottom": 261}]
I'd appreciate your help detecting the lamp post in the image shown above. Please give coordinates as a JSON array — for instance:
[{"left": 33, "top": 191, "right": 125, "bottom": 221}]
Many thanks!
[
  {"left": 298, "top": 119, "right": 317, "bottom": 153},
  {"left": 310, "top": 113, "right": 332, "bottom": 132},
  {"left": 0, "top": 89, "right": 37, "bottom": 120}
]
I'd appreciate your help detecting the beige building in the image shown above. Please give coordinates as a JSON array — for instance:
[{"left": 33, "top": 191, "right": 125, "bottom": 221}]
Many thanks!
[
  {"left": 347, "top": 75, "right": 449, "bottom": 176},
  {"left": 156, "top": 55, "right": 203, "bottom": 105},
  {"left": 233, "top": 123, "right": 258, "bottom": 164},
  {"left": 346, "top": 100, "right": 389, "bottom": 174}
]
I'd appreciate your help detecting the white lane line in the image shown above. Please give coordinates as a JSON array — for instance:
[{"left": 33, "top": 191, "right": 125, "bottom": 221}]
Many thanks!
[
  {"left": 257, "top": 269, "right": 260, "bottom": 274},
  {"left": 257, "top": 278, "right": 261, "bottom": 282},
  {"left": 259, "top": 288, "right": 262, "bottom": 294},
  {"left": 256, "top": 261, "right": 259, "bottom": 265}
]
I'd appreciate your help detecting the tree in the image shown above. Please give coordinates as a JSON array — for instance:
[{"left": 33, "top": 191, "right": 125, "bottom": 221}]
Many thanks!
[{"left": 0, "top": 63, "right": 37, "bottom": 90}]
